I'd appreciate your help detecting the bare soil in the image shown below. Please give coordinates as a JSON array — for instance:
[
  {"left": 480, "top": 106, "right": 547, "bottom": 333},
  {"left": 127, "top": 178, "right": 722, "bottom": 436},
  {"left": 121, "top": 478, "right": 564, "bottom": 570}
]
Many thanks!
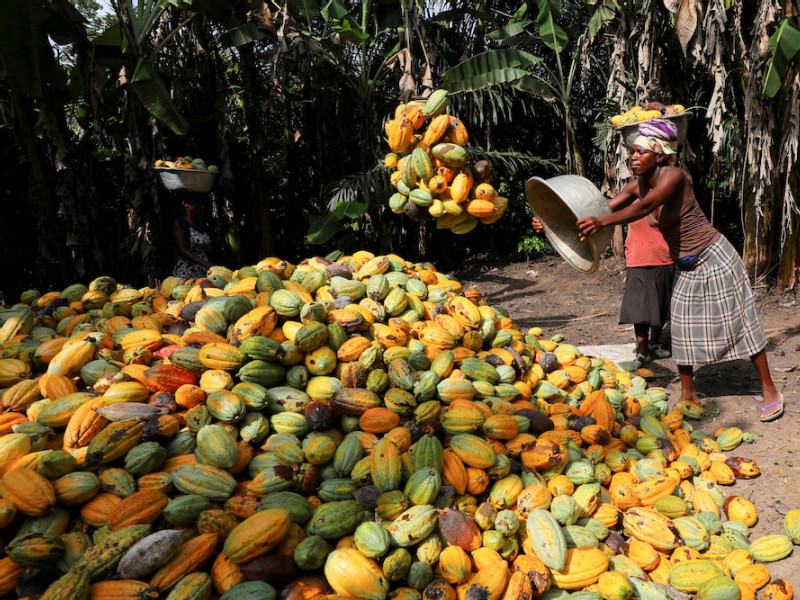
[{"left": 455, "top": 253, "right": 800, "bottom": 584}]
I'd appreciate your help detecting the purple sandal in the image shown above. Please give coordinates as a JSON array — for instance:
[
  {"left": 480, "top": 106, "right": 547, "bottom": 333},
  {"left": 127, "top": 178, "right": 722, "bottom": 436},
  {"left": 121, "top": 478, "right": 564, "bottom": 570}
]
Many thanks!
[{"left": 760, "top": 393, "right": 784, "bottom": 423}]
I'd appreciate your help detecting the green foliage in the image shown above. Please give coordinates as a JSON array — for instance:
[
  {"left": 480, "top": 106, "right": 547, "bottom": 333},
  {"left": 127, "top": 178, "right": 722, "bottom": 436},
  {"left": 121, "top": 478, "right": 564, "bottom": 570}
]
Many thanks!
[
  {"left": 131, "top": 58, "right": 189, "bottom": 135},
  {"left": 442, "top": 50, "right": 541, "bottom": 92},
  {"left": 518, "top": 234, "right": 553, "bottom": 258},
  {"left": 2, "top": 0, "right": 798, "bottom": 296},
  {"left": 764, "top": 17, "right": 800, "bottom": 97},
  {"left": 306, "top": 202, "right": 369, "bottom": 246}
]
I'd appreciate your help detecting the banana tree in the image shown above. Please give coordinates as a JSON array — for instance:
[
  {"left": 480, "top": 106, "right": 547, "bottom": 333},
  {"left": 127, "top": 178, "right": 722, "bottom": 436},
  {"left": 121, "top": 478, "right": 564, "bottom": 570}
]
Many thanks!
[
  {"left": 0, "top": 0, "right": 102, "bottom": 282},
  {"left": 441, "top": 0, "right": 587, "bottom": 174},
  {"left": 109, "top": 0, "right": 190, "bottom": 135},
  {"left": 285, "top": 0, "right": 409, "bottom": 246},
  {"left": 764, "top": 15, "right": 800, "bottom": 97}
]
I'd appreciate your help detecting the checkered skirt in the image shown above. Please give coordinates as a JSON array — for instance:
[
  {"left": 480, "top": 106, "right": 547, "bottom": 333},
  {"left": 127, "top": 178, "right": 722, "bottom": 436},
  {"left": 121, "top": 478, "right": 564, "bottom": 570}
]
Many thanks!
[{"left": 670, "top": 235, "right": 766, "bottom": 366}]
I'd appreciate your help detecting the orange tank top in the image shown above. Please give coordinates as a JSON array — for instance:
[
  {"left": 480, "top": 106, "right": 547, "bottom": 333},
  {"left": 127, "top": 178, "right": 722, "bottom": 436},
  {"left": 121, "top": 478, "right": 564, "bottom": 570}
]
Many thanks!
[{"left": 625, "top": 201, "right": 673, "bottom": 267}]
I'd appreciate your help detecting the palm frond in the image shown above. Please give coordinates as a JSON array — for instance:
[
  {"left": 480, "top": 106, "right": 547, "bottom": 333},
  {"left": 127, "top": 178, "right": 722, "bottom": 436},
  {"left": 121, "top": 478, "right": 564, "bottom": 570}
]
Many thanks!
[
  {"left": 327, "top": 165, "right": 391, "bottom": 212},
  {"left": 470, "top": 149, "right": 565, "bottom": 176},
  {"left": 449, "top": 86, "right": 536, "bottom": 128}
]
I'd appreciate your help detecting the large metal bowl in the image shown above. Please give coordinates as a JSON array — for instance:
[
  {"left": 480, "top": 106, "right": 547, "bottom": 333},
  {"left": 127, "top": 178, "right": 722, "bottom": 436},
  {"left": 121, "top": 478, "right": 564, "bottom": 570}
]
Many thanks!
[
  {"left": 615, "top": 111, "right": 692, "bottom": 149},
  {"left": 154, "top": 167, "right": 218, "bottom": 193},
  {"left": 525, "top": 175, "right": 613, "bottom": 274}
]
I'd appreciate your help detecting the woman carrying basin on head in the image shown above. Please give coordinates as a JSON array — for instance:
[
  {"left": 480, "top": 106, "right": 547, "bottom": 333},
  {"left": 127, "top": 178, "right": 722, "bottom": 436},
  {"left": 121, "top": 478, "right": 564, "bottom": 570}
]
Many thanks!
[
  {"left": 575, "top": 118, "right": 783, "bottom": 422},
  {"left": 172, "top": 196, "right": 213, "bottom": 281}
]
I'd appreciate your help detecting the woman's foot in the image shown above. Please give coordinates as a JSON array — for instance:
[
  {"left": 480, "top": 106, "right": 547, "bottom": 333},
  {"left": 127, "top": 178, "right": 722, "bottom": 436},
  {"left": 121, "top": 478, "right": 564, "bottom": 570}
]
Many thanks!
[
  {"left": 650, "top": 343, "right": 671, "bottom": 359},
  {"left": 668, "top": 393, "right": 701, "bottom": 410},
  {"left": 631, "top": 352, "right": 650, "bottom": 369},
  {"left": 618, "top": 352, "right": 650, "bottom": 372},
  {"left": 759, "top": 391, "right": 784, "bottom": 422}
]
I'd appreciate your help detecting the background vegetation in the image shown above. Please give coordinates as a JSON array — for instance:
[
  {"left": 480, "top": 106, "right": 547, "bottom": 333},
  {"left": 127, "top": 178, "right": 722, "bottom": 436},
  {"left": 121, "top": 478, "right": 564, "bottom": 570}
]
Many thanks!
[{"left": 0, "top": 0, "right": 798, "bottom": 301}]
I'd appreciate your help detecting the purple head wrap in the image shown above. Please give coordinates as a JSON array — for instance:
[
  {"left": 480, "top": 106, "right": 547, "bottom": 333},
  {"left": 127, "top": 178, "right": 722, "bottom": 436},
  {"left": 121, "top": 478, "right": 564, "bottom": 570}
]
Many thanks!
[
  {"left": 637, "top": 118, "right": 678, "bottom": 140},
  {"left": 634, "top": 118, "right": 678, "bottom": 155}
]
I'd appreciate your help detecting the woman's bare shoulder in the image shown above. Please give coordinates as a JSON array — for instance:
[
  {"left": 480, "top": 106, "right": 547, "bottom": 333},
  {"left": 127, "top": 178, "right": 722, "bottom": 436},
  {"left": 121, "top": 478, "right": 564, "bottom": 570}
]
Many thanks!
[{"left": 661, "top": 165, "right": 686, "bottom": 178}]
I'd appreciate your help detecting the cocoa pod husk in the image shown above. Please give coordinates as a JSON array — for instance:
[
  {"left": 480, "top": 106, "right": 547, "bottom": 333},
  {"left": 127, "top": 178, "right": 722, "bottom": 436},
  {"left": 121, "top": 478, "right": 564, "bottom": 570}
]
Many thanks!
[
  {"left": 116, "top": 529, "right": 183, "bottom": 580},
  {"left": 437, "top": 508, "right": 481, "bottom": 551},
  {"left": 241, "top": 554, "right": 299, "bottom": 585}
]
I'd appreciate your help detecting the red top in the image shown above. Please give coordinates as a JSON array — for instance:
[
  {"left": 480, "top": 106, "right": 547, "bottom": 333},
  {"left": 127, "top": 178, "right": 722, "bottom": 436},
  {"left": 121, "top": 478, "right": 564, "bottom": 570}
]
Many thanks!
[{"left": 625, "top": 202, "right": 673, "bottom": 267}]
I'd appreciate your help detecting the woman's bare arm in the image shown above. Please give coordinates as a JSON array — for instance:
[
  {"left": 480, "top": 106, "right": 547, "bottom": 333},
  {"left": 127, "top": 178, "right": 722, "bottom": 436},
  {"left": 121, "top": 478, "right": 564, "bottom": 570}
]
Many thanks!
[
  {"left": 577, "top": 169, "right": 683, "bottom": 238},
  {"left": 533, "top": 180, "right": 638, "bottom": 233},
  {"left": 607, "top": 180, "right": 639, "bottom": 212}
]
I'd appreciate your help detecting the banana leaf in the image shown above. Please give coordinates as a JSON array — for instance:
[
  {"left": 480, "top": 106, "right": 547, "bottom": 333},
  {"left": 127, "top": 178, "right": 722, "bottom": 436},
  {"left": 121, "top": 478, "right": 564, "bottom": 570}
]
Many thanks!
[
  {"left": 306, "top": 215, "right": 343, "bottom": 245},
  {"left": 443, "top": 50, "right": 541, "bottom": 92},
  {"left": 764, "top": 17, "right": 800, "bottom": 98},
  {"left": 131, "top": 58, "right": 189, "bottom": 135},
  {"left": 0, "top": 0, "right": 68, "bottom": 97},
  {"left": 221, "top": 22, "right": 268, "bottom": 46}
]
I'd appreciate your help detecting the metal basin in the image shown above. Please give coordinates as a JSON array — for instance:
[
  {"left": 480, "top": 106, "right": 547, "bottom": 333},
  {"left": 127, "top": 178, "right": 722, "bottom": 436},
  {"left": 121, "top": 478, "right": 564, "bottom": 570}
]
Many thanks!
[
  {"left": 615, "top": 111, "right": 692, "bottom": 149},
  {"left": 154, "top": 168, "right": 218, "bottom": 193},
  {"left": 525, "top": 175, "right": 613, "bottom": 274}
]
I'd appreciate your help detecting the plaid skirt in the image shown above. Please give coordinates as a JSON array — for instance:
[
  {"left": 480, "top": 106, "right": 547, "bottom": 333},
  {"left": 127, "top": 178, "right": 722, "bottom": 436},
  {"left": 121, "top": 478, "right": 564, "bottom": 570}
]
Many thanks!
[{"left": 670, "top": 235, "right": 766, "bottom": 366}]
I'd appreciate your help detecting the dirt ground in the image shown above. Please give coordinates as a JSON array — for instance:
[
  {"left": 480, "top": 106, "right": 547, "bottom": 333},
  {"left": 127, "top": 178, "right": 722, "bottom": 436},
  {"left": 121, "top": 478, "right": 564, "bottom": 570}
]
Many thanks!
[{"left": 455, "top": 253, "right": 800, "bottom": 584}]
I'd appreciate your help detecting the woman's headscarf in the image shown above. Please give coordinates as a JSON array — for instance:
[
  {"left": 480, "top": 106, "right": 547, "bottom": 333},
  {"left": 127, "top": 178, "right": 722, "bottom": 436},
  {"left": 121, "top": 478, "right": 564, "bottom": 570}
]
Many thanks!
[{"left": 633, "top": 118, "right": 678, "bottom": 156}]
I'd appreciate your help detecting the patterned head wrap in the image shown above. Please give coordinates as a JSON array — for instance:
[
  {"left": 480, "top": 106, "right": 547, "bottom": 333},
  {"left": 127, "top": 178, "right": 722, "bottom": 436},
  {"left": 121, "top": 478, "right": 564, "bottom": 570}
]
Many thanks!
[{"left": 633, "top": 118, "right": 678, "bottom": 155}]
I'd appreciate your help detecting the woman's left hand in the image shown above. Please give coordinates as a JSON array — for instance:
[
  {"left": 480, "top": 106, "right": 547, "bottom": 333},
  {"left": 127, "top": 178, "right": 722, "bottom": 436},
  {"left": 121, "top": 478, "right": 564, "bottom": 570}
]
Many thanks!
[{"left": 576, "top": 216, "right": 603, "bottom": 241}]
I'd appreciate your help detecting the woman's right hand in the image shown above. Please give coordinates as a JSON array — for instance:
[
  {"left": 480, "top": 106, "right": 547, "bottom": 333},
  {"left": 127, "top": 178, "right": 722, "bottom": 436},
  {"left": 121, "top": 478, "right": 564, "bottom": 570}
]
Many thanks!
[
  {"left": 531, "top": 217, "right": 544, "bottom": 233},
  {"left": 576, "top": 216, "right": 604, "bottom": 240}
]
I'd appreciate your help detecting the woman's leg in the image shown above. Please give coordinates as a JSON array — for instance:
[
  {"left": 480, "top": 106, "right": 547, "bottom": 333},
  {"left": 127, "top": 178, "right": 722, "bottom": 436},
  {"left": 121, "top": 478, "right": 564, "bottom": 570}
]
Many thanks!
[
  {"left": 751, "top": 349, "right": 782, "bottom": 418},
  {"left": 649, "top": 325, "right": 671, "bottom": 358},
  {"left": 634, "top": 323, "right": 650, "bottom": 357},
  {"left": 672, "top": 364, "right": 700, "bottom": 407},
  {"left": 649, "top": 326, "right": 662, "bottom": 346}
]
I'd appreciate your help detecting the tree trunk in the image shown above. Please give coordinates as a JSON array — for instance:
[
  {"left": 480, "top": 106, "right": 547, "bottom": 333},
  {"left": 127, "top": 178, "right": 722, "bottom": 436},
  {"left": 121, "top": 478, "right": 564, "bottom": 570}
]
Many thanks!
[
  {"left": 9, "top": 89, "right": 72, "bottom": 282},
  {"left": 742, "top": 193, "right": 770, "bottom": 280},
  {"left": 237, "top": 45, "right": 273, "bottom": 258}
]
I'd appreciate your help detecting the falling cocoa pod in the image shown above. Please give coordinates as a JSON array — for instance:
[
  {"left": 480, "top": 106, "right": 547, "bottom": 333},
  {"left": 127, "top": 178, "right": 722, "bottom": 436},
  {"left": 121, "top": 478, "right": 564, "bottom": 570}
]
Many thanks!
[
  {"left": 352, "top": 484, "right": 381, "bottom": 512},
  {"left": 515, "top": 409, "right": 554, "bottom": 435},
  {"left": 520, "top": 439, "right": 567, "bottom": 471},
  {"left": 305, "top": 401, "right": 333, "bottom": 430}
]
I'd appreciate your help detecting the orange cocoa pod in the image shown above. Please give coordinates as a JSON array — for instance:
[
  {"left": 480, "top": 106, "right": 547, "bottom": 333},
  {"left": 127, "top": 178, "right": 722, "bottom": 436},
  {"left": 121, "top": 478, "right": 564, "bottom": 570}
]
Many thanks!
[
  {"left": 34, "top": 337, "right": 69, "bottom": 365},
  {"left": 161, "top": 454, "right": 197, "bottom": 473},
  {"left": 359, "top": 407, "right": 401, "bottom": 434},
  {"left": 442, "top": 449, "right": 468, "bottom": 495},
  {"left": 1, "top": 468, "right": 56, "bottom": 516},
  {"left": 511, "top": 554, "right": 550, "bottom": 596},
  {"left": 63, "top": 396, "right": 110, "bottom": 451},
  {"left": 230, "top": 441, "right": 255, "bottom": 475},
  {"left": 39, "top": 372, "right": 79, "bottom": 400},
  {"left": 0, "top": 557, "right": 26, "bottom": 596},
  {"left": 210, "top": 551, "right": 244, "bottom": 594},
  {"left": 88, "top": 580, "right": 159, "bottom": 600},
  {"left": 281, "top": 574, "right": 333, "bottom": 600},
  {"left": 81, "top": 492, "right": 123, "bottom": 527},
  {"left": 106, "top": 489, "right": 170, "bottom": 530},
  {"left": 465, "top": 467, "right": 489, "bottom": 495},
  {"left": 0, "top": 412, "right": 27, "bottom": 435},
  {"left": 149, "top": 532, "right": 218, "bottom": 591}
]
